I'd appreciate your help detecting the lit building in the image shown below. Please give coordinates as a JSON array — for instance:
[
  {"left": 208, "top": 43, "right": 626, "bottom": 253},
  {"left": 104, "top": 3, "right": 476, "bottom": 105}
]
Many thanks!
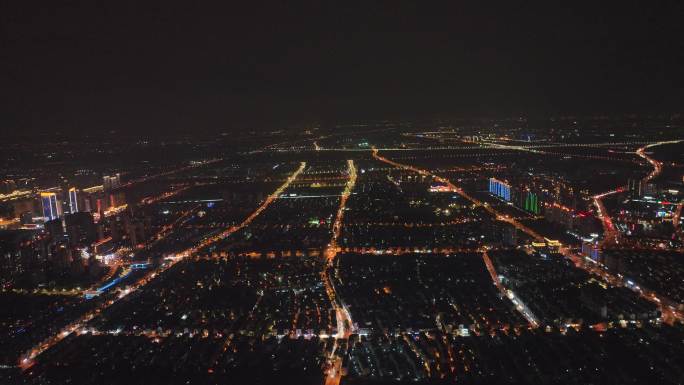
[
  {"left": 40, "top": 192, "right": 62, "bottom": 221},
  {"left": 581, "top": 241, "right": 601, "bottom": 262},
  {"left": 103, "top": 173, "right": 121, "bottom": 192},
  {"left": 489, "top": 178, "right": 511, "bottom": 201},
  {"left": 68, "top": 187, "right": 79, "bottom": 213},
  {"left": 627, "top": 179, "right": 641, "bottom": 198},
  {"left": 628, "top": 178, "right": 657, "bottom": 198},
  {"left": 524, "top": 191, "right": 540, "bottom": 214}
]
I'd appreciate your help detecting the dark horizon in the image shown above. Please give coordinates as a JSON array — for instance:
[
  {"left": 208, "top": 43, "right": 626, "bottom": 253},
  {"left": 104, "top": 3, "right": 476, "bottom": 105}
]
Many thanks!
[{"left": 2, "top": 1, "right": 684, "bottom": 135}]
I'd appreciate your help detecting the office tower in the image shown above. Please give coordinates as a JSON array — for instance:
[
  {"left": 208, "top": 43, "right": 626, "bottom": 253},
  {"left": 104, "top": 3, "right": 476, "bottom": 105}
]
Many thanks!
[
  {"left": 488, "top": 178, "right": 511, "bottom": 201},
  {"left": 103, "top": 176, "right": 113, "bottom": 191},
  {"left": 68, "top": 188, "right": 79, "bottom": 213},
  {"left": 642, "top": 182, "right": 656, "bottom": 196},
  {"left": 524, "top": 192, "right": 540, "bottom": 214},
  {"left": 40, "top": 192, "right": 62, "bottom": 221},
  {"left": 103, "top": 173, "right": 121, "bottom": 192},
  {"left": 582, "top": 241, "right": 601, "bottom": 262},
  {"left": 627, "top": 178, "right": 657, "bottom": 199}
]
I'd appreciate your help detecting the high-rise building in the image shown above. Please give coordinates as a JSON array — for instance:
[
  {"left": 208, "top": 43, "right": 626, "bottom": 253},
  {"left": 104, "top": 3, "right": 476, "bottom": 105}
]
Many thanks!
[
  {"left": 489, "top": 178, "right": 511, "bottom": 201},
  {"left": 40, "top": 192, "right": 62, "bottom": 221},
  {"left": 642, "top": 182, "right": 656, "bottom": 197},
  {"left": 627, "top": 179, "right": 642, "bottom": 198},
  {"left": 524, "top": 192, "right": 541, "bottom": 214},
  {"left": 68, "top": 187, "right": 79, "bottom": 213},
  {"left": 581, "top": 241, "right": 601, "bottom": 262},
  {"left": 81, "top": 185, "right": 104, "bottom": 213},
  {"left": 103, "top": 173, "right": 121, "bottom": 192},
  {"left": 628, "top": 178, "right": 657, "bottom": 199}
]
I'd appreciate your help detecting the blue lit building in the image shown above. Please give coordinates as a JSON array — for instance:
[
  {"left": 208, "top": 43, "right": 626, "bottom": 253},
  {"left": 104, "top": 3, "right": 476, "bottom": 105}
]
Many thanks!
[
  {"left": 489, "top": 178, "right": 511, "bottom": 201},
  {"left": 40, "top": 192, "right": 62, "bottom": 221},
  {"left": 582, "top": 241, "right": 601, "bottom": 262}
]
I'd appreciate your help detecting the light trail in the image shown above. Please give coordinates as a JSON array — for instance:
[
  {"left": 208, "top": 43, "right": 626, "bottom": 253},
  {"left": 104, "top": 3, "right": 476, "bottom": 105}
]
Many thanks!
[
  {"left": 593, "top": 190, "right": 621, "bottom": 248},
  {"left": 195, "top": 248, "right": 484, "bottom": 261},
  {"left": 322, "top": 160, "right": 357, "bottom": 385},
  {"left": 18, "top": 162, "right": 306, "bottom": 370},
  {"left": 636, "top": 140, "right": 681, "bottom": 183},
  {"left": 342, "top": 217, "right": 542, "bottom": 227},
  {"left": 278, "top": 194, "right": 344, "bottom": 199},
  {"left": 325, "top": 160, "right": 357, "bottom": 266},
  {"left": 340, "top": 247, "right": 481, "bottom": 254},
  {"left": 4, "top": 288, "right": 82, "bottom": 297},
  {"left": 0, "top": 190, "right": 33, "bottom": 203}
]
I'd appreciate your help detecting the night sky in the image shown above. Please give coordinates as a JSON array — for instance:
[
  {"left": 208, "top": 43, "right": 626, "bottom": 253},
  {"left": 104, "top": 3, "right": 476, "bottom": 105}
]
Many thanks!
[{"left": 2, "top": 1, "right": 683, "bottom": 134}]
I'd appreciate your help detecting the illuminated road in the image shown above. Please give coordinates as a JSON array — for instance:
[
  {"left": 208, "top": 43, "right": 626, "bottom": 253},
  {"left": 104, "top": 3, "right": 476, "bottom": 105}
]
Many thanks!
[
  {"left": 636, "top": 139, "right": 684, "bottom": 182},
  {"left": 636, "top": 140, "right": 681, "bottom": 183},
  {"left": 340, "top": 246, "right": 482, "bottom": 255},
  {"left": 593, "top": 189, "right": 622, "bottom": 248},
  {"left": 482, "top": 250, "right": 538, "bottom": 327},
  {"left": 139, "top": 185, "right": 191, "bottom": 205},
  {"left": 18, "top": 162, "right": 306, "bottom": 370},
  {"left": 4, "top": 288, "right": 82, "bottom": 297},
  {"left": 117, "top": 158, "right": 222, "bottom": 189},
  {"left": 323, "top": 160, "right": 356, "bottom": 385},
  {"left": 325, "top": 160, "right": 357, "bottom": 265},
  {"left": 0, "top": 190, "right": 33, "bottom": 203}
]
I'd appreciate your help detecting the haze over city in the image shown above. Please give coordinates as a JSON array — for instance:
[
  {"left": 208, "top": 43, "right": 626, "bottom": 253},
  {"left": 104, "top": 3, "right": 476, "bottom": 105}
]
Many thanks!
[{"left": 1, "top": 2, "right": 684, "bottom": 385}]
